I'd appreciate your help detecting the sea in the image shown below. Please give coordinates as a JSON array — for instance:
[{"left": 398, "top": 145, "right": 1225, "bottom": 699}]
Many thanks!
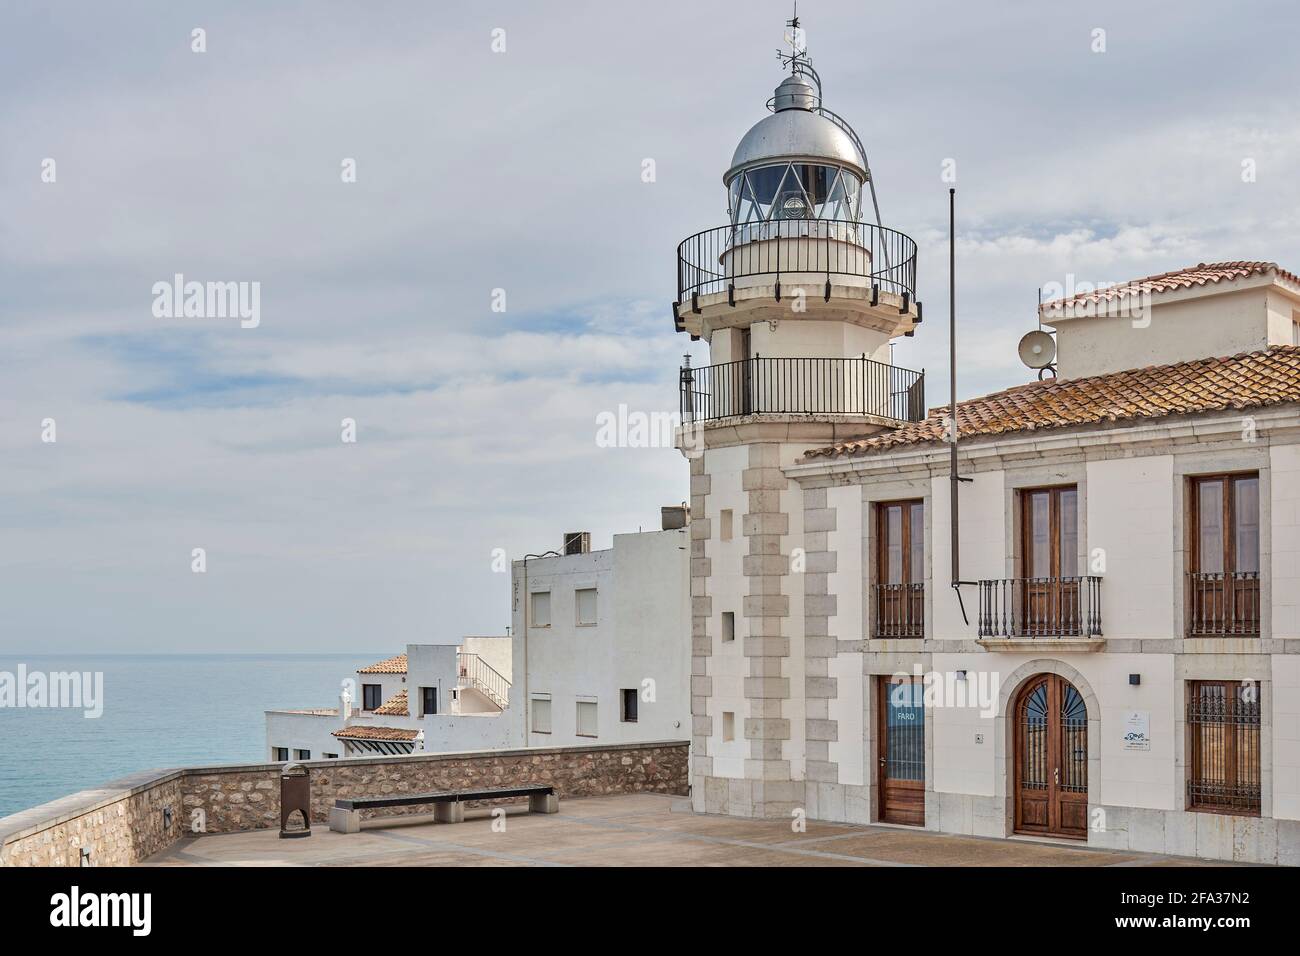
[{"left": 0, "top": 654, "right": 372, "bottom": 818}]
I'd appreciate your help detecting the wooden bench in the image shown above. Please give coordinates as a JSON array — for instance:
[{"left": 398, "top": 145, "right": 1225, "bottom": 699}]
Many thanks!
[{"left": 328, "top": 784, "right": 558, "bottom": 833}]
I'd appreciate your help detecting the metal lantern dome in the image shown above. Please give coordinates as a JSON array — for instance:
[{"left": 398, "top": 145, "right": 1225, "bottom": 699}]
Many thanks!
[
  {"left": 722, "top": 52, "right": 882, "bottom": 233},
  {"left": 672, "top": 14, "right": 919, "bottom": 346}
]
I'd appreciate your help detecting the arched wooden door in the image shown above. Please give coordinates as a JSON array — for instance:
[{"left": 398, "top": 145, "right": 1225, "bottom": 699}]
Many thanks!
[{"left": 1014, "top": 674, "right": 1087, "bottom": 838}]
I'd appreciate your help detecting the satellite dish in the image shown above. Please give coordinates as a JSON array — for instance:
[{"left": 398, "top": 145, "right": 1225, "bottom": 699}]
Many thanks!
[{"left": 1018, "top": 329, "right": 1056, "bottom": 370}]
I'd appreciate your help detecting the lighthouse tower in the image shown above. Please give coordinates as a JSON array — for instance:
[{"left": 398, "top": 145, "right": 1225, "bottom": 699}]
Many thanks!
[{"left": 675, "top": 21, "right": 925, "bottom": 818}]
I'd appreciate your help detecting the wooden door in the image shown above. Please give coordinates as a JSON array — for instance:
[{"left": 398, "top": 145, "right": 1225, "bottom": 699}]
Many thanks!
[
  {"left": 1014, "top": 674, "right": 1087, "bottom": 838},
  {"left": 877, "top": 676, "right": 924, "bottom": 825}
]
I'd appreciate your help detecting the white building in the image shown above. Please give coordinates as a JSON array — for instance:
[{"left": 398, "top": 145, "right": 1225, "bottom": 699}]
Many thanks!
[
  {"left": 509, "top": 519, "right": 691, "bottom": 748},
  {"left": 265, "top": 635, "right": 515, "bottom": 760},
  {"left": 673, "top": 31, "right": 1300, "bottom": 864},
  {"left": 266, "top": 517, "right": 690, "bottom": 758}
]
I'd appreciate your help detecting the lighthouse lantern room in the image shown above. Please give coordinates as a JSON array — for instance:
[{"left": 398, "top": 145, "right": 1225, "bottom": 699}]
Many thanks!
[{"left": 674, "top": 17, "right": 924, "bottom": 428}]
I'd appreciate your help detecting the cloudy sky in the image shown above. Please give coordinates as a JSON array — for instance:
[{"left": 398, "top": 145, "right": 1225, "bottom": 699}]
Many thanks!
[{"left": 2, "top": 1, "right": 1297, "bottom": 654}]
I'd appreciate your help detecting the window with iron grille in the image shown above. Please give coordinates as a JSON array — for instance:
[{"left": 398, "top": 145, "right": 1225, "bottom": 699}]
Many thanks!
[{"left": 1187, "top": 680, "right": 1261, "bottom": 815}]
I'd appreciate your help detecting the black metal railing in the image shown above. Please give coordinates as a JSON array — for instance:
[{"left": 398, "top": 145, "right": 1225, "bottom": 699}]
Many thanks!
[
  {"left": 1186, "top": 571, "right": 1261, "bottom": 637},
  {"left": 676, "top": 219, "right": 918, "bottom": 303},
  {"left": 978, "top": 577, "right": 1103, "bottom": 638},
  {"left": 872, "top": 583, "right": 924, "bottom": 638},
  {"left": 680, "top": 356, "right": 925, "bottom": 424}
]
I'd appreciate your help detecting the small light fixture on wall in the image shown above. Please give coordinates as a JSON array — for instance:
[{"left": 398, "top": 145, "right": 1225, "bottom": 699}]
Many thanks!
[
  {"left": 163, "top": 806, "right": 173, "bottom": 829},
  {"left": 955, "top": 670, "right": 967, "bottom": 681},
  {"left": 1129, "top": 674, "right": 1141, "bottom": 686}
]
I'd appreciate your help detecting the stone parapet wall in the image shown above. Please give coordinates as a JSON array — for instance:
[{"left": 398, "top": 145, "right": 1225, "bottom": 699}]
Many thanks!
[
  {"left": 0, "top": 770, "right": 185, "bottom": 867},
  {"left": 0, "top": 741, "right": 690, "bottom": 866}
]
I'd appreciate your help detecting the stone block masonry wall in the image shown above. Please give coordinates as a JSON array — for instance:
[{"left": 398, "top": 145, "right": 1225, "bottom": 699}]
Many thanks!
[
  {"left": 0, "top": 770, "right": 185, "bottom": 867},
  {"left": 0, "top": 741, "right": 689, "bottom": 866}
]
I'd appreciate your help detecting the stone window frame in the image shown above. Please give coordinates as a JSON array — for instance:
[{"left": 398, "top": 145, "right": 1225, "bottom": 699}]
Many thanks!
[
  {"left": 1172, "top": 656, "right": 1273, "bottom": 817},
  {"left": 1000, "top": 462, "right": 1089, "bottom": 585},
  {"left": 1171, "top": 446, "right": 1272, "bottom": 642},
  {"left": 859, "top": 477, "right": 933, "bottom": 647}
]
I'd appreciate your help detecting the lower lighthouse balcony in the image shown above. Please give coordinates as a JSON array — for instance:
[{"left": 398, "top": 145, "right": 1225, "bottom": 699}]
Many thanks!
[{"left": 680, "top": 355, "right": 926, "bottom": 425}]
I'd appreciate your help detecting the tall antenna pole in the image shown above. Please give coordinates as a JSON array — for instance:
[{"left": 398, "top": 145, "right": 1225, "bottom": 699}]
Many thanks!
[
  {"left": 949, "top": 187, "right": 973, "bottom": 623},
  {"left": 949, "top": 187, "right": 958, "bottom": 589}
]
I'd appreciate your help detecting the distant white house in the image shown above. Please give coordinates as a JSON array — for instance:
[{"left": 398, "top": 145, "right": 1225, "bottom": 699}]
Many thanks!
[
  {"left": 265, "top": 636, "right": 515, "bottom": 760},
  {"left": 265, "top": 514, "right": 690, "bottom": 759}
]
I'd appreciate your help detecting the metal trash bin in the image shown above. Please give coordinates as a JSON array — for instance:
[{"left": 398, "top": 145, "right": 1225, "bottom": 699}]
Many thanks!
[{"left": 279, "top": 762, "right": 312, "bottom": 839}]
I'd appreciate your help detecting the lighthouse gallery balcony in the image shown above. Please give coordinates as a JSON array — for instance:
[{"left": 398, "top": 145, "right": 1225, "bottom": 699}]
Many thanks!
[
  {"left": 680, "top": 354, "right": 925, "bottom": 425},
  {"left": 676, "top": 218, "right": 918, "bottom": 306}
]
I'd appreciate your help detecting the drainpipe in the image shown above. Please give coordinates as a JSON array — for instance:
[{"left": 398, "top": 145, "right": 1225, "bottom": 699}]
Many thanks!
[
  {"left": 948, "top": 188, "right": 975, "bottom": 623},
  {"left": 521, "top": 550, "right": 560, "bottom": 743}
]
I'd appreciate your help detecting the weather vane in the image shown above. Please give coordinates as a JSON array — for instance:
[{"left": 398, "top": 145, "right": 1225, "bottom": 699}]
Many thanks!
[{"left": 777, "top": 3, "right": 808, "bottom": 72}]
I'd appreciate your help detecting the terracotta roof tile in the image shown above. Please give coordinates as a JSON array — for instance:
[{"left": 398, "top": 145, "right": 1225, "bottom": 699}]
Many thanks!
[
  {"left": 373, "top": 689, "right": 409, "bottom": 716},
  {"left": 358, "top": 653, "right": 407, "bottom": 674},
  {"left": 331, "top": 726, "right": 420, "bottom": 741},
  {"left": 804, "top": 345, "right": 1300, "bottom": 460},
  {"left": 1042, "top": 261, "right": 1300, "bottom": 311}
]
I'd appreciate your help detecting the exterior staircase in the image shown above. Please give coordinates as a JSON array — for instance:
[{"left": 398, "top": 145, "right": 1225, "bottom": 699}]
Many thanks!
[{"left": 456, "top": 652, "right": 510, "bottom": 711}]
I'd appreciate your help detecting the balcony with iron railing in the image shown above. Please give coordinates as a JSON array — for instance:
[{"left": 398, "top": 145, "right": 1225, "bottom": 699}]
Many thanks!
[
  {"left": 977, "top": 577, "right": 1103, "bottom": 645},
  {"left": 675, "top": 218, "right": 918, "bottom": 309},
  {"left": 1186, "top": 571, "right": 1261, "bottom": 637},
  {"left": 872, "top": 583, "right": 924, "bottom": 638},
  {"left": 680, "top": 354, "right": 925, "bottom": 425}
]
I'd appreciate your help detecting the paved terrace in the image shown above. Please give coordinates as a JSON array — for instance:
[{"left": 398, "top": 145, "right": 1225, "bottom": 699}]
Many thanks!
[{"left": 146, "top": 793, "right": 1230, "bottom": 867}]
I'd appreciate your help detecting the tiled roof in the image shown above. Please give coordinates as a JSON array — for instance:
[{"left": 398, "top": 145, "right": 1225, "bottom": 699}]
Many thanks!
[
  {"left": 331, "top": 726, "right": 420, "bottom": 741},
  {"left": 804, "top": 345, "right": 1300, "bottom": 460},
  {"left": 374, "top": 690, "right": 408, "bottom": 716},
  {"left": 358, "top": 654, "right": 407, "bottom": 674},
  {"left": 1042, "top": 261, "right": 1300, "bottom": 311}
]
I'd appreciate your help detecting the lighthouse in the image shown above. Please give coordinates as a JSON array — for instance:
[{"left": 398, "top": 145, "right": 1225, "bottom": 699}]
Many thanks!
[{"left": 675, "top": 19, "right": 926, "bottom": 819}]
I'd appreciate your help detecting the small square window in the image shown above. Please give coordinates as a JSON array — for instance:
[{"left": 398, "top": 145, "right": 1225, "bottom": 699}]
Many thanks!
[
  {"left": 722, "top": 712, "right": 735, "bottom": 743},
  {"left": 722, "top": 611, "right": 735, "bottom": 643},
  {"left": 621, "top": 688, "right": 639, "bottom": 722},
  {"left": 294, "top": 749, "right": 311, "bottom": 761},
  {"left": 576, "top": 588, "right": 598, "bottom": 626},
  {"left": 324, "top": 753, "right": 339, "bottom": 759},
  {"left": 273, "top": 747, "right": 289, "bottom": 762},
  {"left": 720, "top": 508, "right": 734, "bottom": 541},
  {"left": 531, "top": 696, "right": 552, "bottom": 734},
  {"left": 576, "top": 700, "right": 598, "bottom": 737},
  {"left": 362, "top": 684, "right": 382, "bottom": 711},
  {"left": 531, "top": 591, "right": 551, "bottom": 628}
]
